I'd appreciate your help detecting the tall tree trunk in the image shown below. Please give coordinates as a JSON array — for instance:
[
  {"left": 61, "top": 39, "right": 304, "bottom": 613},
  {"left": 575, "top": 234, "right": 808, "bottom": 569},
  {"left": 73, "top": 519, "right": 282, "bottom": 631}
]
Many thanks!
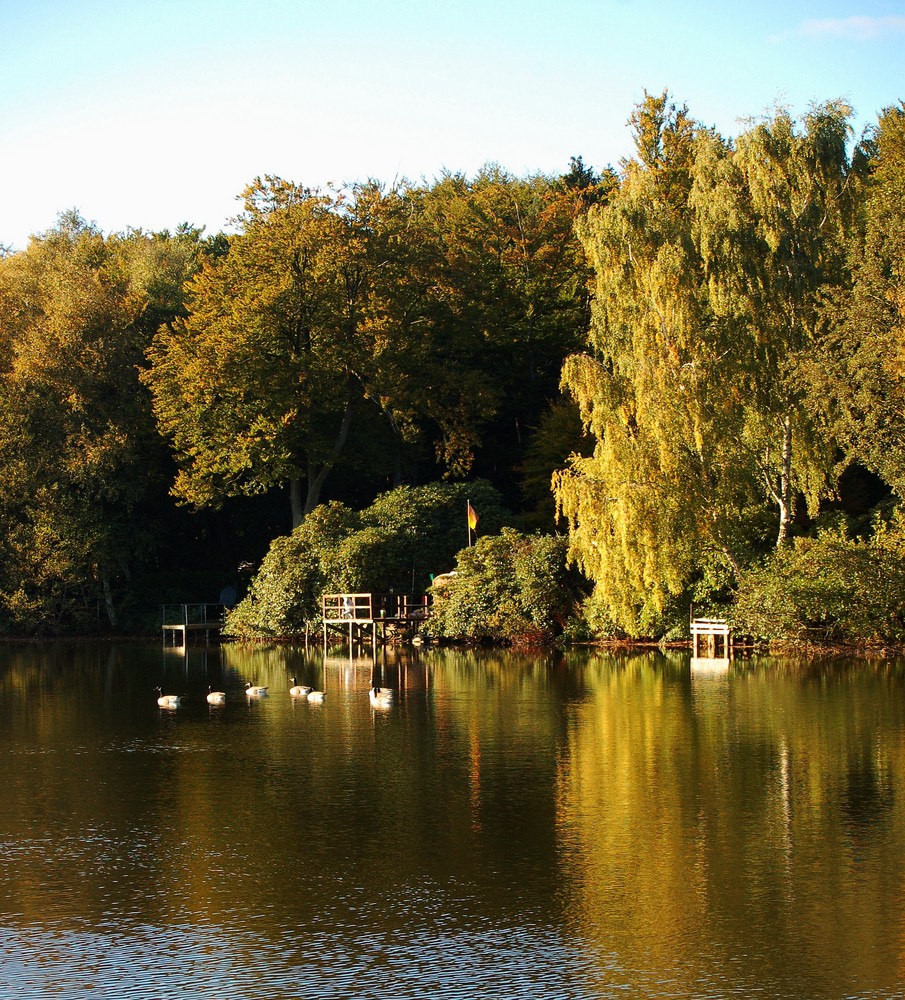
[
  {"left": 303, "top": 459, "right": 328, "bottom": 522},
  {"left": 290, "top": 477, "right": 304, "bottom": 531},
  {"left": 291, "top": 398, "right": 356, "bottom": 528},
  {"left": 776, "top": 415, "right": 794, "bottom": 547},
  {"left": 101, "top": 575, "right": 118, "bottom": 629}
]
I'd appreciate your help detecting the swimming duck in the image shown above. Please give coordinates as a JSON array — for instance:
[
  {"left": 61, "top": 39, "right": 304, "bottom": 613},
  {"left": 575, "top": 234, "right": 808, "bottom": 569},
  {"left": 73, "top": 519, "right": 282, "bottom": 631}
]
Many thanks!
[
  {"left": 369, "top": 686, "right": 395, "bottom": 706},
  {"left": 290, "top": 677, "right": 312, "bottom": 697},
  {"left": 206, "top": 687, "right": 226, "bottom": 705},
  {"left": 155, "top": 687, "right": 182, "bottom": 708},
  {"left": 306, "top": 689, "right": 326, "bottom": 702},
  {"left": 244, "top": 682, "right": 269, "bottom": 697}
]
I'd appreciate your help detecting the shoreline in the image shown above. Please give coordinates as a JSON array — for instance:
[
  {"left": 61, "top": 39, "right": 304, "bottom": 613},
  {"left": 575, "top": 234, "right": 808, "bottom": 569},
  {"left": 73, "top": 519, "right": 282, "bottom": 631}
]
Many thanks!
[{"left": 1, "top": 631, "right": 904, "bottom": 659}]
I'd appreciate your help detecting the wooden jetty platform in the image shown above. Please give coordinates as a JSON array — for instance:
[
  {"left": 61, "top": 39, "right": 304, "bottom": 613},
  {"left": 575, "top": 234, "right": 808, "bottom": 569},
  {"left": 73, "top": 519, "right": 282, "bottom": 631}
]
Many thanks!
[
  {"left": 690, "top": 617, "right": 732, "bottom": 659},
  {"left": 322, "top": 592, "right": 431, "bottom": 645},
  {"left": 161, "top": 603, "right": 225, "bottom": 647}
]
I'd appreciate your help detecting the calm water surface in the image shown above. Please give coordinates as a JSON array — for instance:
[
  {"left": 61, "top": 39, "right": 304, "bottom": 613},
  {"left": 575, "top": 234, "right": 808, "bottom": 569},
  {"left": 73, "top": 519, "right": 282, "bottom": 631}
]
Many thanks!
[{"left": 0, "top": 641, "right": 903, "bottom": 999}]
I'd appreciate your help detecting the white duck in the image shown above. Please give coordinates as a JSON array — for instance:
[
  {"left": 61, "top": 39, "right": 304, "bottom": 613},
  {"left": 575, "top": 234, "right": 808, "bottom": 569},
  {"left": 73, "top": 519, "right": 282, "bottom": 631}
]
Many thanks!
[
  {"left": 244, "top": 682, "right": 269, "bottom": 697},
  {"left": 306, "top": 689, "right": 326, "bottom": 703},
  {"left": 369, "top": 686, "right": 395, "bottom": 706},
  {"left": 289, "top": 677, "right": 312, "bottom": 697},
  {"left": 155, "top": 687, "right": 182, "bottom": 709},
  {"left": 206, "top": 687, "right": 226, "bottom": 705}
]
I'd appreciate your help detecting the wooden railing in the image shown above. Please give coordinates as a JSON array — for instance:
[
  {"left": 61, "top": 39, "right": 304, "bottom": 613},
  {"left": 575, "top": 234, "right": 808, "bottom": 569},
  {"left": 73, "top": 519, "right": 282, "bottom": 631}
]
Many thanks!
[
  {"left": 161, "top": 603, "right": 225, "bottom": 626},
  {"left": 161, "top": 604, "right": 225, "bottom": 646},
  {"left": 690, "top": 617, "right": 732, "bottom": 657},
  {"left": 321, "top": 593, "right": 431, "bottom": 622}
]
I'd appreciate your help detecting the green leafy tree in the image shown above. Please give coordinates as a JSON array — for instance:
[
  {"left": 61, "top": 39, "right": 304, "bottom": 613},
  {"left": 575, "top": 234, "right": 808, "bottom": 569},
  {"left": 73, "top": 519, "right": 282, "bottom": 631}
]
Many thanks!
[
  {"left": 359, "top": 479, "right": 509, "bottom": 582},
  {"left": 0, "top": 214, "right": 203, "bottom": 631},
  {"left": 518, "top": 398, "right": 593, "bottom": 531},
  {"left": 805, "top": 103, "right": 905, "bottom": 497},
  {"left": 555, "top": 92, "right": 734, "bottom": 633},
  {"left": 223, "top": 502, "right": 359, "bottom": 639},
  {"left": 145, "top": 180, "right": 367, "bottom": 528},
  {"left": 420, "top": 166, "right": 591, "bottom": 492},
  {"left": 144, "top": 177, "right": 500, "bottom": 530},
  {"left": 555, "top": 94, "right": 856, "bottom": 636},
  {"left": 692, "top": 100, "right": 855, "bottom": 544},
  {"left": 558, "top": 155, "right": 620, "bottom": 211}
]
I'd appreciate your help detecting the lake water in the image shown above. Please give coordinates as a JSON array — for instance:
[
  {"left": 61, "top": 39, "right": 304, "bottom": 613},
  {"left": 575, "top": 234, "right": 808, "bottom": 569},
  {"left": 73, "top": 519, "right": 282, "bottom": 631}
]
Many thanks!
[{"left": 0, "top": 640, "right": 903, "bottom": 999}]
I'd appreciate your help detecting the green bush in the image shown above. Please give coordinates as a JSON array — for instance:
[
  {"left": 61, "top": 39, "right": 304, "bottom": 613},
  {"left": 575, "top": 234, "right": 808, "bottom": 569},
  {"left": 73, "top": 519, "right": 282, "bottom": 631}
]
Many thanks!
[
  {"left": 731, "top": 514, "right": 905, "bottom": 643},
  {"left": 224, "top": 482, "right": 509, "bottom": 639},
  {"left": 426, "top": 528, "right": 586, "bottom": 646},
  {"left": 223, "top": 502, "right": 359, "bottom": 639}
]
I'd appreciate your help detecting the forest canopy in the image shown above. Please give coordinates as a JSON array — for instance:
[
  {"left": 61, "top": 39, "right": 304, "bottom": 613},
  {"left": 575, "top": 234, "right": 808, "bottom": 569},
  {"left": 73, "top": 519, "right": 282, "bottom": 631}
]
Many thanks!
[
  {"left": 1, "top": 92, "right": 904, "bottom": 643},
  {"left": 554, "top": 94, "right": 905, "bottom": 640}
]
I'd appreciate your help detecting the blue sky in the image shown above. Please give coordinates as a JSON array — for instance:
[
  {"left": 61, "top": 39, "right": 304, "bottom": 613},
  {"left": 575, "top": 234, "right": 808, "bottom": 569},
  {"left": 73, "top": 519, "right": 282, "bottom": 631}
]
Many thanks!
[{"left": 1, "top": 0, "right": 903, "bottom": 249}]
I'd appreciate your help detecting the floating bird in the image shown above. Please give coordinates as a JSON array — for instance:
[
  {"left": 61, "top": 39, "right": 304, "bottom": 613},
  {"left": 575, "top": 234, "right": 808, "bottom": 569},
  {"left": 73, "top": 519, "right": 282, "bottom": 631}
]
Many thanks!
[
  {"left": 155, "top": 687, "right": 182, "bottom": 709},
  {"left": 369, "top": 686, "right": 394, "bottom": 706},
  {"left": 306, "top": 689, "right": 326, "bottom": 703},
  {"left": 244, "top": 682, "right": 269, "bottom": 697},
  {"left": 290, "top": 677, "right": 312, "bottom": 697},
  {"left": 207, "top": 687, "right": 226, "bottom": 705}
]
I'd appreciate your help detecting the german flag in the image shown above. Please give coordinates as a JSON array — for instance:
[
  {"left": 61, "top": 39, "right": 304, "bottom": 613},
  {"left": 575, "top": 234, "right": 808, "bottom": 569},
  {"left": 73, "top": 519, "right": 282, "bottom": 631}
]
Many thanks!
[{"left": 467, "top": 502, "right": 478, "bottom": 531}]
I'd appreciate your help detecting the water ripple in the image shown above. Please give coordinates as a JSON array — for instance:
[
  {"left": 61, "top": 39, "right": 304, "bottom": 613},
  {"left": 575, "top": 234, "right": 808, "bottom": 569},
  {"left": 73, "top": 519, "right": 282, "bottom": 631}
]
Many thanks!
[
  {"left": 0, "top": 917, "right": 617, "bottom": 1000},
  {"left": 3, "top": 645, "right": 905, "bottom": 999}
]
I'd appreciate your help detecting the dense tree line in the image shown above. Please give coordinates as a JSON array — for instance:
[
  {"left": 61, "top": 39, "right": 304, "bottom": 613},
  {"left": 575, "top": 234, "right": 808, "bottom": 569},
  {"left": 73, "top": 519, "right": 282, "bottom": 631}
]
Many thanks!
[
  {"left": 0, "top": 217, "right": 211, "bottom": 631},
  {"left": 142, "top": 171, "right": 591, "bottom": 526},
  {"left": 555, "top": 94, "right": 905, "bottom": 642},
  {"left": 0, "top": 168, "right": 594, "bottom": 633},
  {"left": 1, "top": 93, "right": 904, "bottom": 644}
]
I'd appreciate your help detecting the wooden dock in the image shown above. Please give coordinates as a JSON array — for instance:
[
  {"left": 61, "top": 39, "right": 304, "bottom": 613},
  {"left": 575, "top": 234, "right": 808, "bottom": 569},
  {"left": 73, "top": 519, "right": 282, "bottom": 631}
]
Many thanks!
[
  {"left": 161, "top": 604, "right": 225, "bottom": 647},
  {"left": 322, "top": 592, "right": 430, "bottom": 645},
  {"left": 690, "top": 617, "right": 732, "bottom": 659}
]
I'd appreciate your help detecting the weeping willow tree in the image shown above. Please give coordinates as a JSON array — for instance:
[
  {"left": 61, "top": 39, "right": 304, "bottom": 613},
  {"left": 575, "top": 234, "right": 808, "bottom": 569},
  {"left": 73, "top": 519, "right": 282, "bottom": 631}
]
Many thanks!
[
  {"left": 555, "top": 93, "right": 856, "bottom": 635},
  {"left": 693, "top": 101, "right": 855, "bottom": 544}
]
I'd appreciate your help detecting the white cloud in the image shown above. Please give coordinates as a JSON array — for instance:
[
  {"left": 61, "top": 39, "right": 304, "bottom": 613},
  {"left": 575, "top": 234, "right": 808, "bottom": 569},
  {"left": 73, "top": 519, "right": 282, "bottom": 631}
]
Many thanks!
[{"left": 791, "top": 15, "right": 905, "bottom": 41}]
